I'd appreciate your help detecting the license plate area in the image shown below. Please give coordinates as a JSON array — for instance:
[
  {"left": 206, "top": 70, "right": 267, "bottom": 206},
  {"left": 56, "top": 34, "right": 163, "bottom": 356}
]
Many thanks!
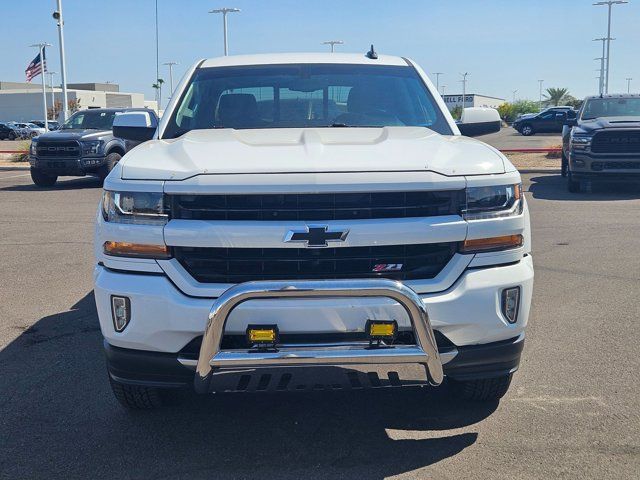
[{"left": 208, "top": 364, "right": 429, "bottom": 393}]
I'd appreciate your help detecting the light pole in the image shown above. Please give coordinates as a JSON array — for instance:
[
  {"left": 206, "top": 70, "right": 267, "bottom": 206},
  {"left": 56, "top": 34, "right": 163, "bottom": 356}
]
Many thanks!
[
  {"left": 163, "top": 62, "right": 179, "bottom": 100},
  {"left": 29, "top": 43, "right": 52, "bottom": 131},
  {"left": 512, "top": 89, "right": 518, "bottom": 102},
  {"left": 433, "top": 72, "right": 443, "bottom": 93},
  {"left": 322, "top": 40, "right": 344, "bottom": 52},
  {"left": 47, "top": 71, "right": 57, "bottom": 120},
  {"left": 594, "top": 1, "right": 628, "bottom": 94},
  {"left": 538, "top": 79, "right": 544, "bottom": 111},
  {"left": 52, "top": 1, "right": 69, "bottom": 122},
  {"left": 209, "top": 7, "right": 241, "bottom": 56},
  {"left": 441, "top": 85, "right": 446, "bottom": 96},
  {"left": 593, "top": 37, "right": 612, "bottom": 95},
  {"left": 460, "top": 72, "right": 469, "bottom": 109},
  {"left": 626, "top": 77, "right": 633, "bottom": 93}
]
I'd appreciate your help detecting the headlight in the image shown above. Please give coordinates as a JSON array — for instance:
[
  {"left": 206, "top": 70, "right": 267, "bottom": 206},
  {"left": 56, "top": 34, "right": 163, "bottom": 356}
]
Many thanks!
[
  {"left": 30, "top": 141, "right": 37, "bottom": 155},
  {"left": 101, "top": 191, "right": 168, "bottom": 225},
  {"left": 570, "top": 135, "right": 592, "bottom": 149},
  {"left": 81, "top": 140, "right": 104, "bottom": 156},
  {"left": 463, "top": 184, "right": 523, "bottom": 220}
]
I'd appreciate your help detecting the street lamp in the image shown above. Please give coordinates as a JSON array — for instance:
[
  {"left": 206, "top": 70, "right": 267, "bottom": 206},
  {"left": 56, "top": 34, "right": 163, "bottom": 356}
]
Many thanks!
[
  {"left": 52, "top": 0, "right": 69, "bottom": 122},
  {"left": 512, "top": 89, "right": 518, "bottom": 102},
  {"left": 593, "top": 1, "right": 628, "bottom": 93},
  {"left": 322, "top": 40, "right": 344, "bottom": 52},
  {"left": 538, "top": 79, "right": 544, "bottom": 111},
  {"left": 593, "top": 37, "right": 613, "bottom": 95},
  {"left": 441, "top": 85, "right": 446, "bottom": 96},
  {"left": 459, "top": 73, "right": 469, "bottom": 109},
  {"left": 163, "top": 62, "right": 179, "bottom": 100},
  {"left": 433, "top": 72, "right": 443, "bottom": 93},
  {"left": 29, "top": 43, "right": 52, "bottom": 131},
  {"left": 209, "top": 7, "right": 241, "bottom": 56},
  {"left": 626, "top": 77, "right": 633, "bottom": 93},
  {"left": 46, "top": 71, "right": 57, "bottom": 120}
]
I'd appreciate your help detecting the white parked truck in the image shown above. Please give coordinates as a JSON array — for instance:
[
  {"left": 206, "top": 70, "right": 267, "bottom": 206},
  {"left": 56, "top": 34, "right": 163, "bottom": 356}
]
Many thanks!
[{"left": 96, "top": 51, "right": 533, "bottom": 409}]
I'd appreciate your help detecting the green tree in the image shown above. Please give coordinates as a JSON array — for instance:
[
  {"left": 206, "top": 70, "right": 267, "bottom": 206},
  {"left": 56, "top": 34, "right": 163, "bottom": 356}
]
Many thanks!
[
  {"left": 543, "top": 87, "right": 570, "bottom": 106},
  {"left": 449, "top": 105, "right": 463, "bottom": 120},
  {"left": 497, "top": 100, "right": 539, "bottom": 123}
]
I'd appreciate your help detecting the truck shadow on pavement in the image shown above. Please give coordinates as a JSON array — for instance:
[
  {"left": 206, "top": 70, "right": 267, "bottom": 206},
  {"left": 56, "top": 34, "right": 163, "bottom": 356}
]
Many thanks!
[
  {"left": 528, "top": 174, "right": 640, "bottom": 201},
  {"left": 0, "top": 175, "right": 102, "bottom": 191},
  {"left": 0, "top": 292, "right": 496, "bottom": 479}
]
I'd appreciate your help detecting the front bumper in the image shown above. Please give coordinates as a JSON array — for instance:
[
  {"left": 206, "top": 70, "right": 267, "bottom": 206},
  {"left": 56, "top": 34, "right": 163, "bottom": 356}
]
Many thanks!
[
  {"left": 30, "top": 155, "right": 107, "bottom": 175},
  {"left": 569, "top": 151, "right": 640, "bottom": 182},
  {"left": 95, "top": 256, "right": 533, "bottom": 390}
]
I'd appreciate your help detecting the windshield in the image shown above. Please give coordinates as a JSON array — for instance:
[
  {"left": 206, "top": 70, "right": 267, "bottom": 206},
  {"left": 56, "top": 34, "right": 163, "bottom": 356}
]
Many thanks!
[
  {"left": 61, "top": 110, "right": 119, "bottom": 130},
  {"left": 162, "top": 64, "right": 452, "bottom": 138},
  {"left": 581, "top": 98, "right": 640, "bottom": 120}
]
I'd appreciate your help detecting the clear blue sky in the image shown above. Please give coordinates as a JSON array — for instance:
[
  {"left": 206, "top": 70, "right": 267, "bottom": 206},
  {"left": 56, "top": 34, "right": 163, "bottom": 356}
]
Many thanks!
[{"left": 2, "top": 0, "right": 639, "bottom": 105}]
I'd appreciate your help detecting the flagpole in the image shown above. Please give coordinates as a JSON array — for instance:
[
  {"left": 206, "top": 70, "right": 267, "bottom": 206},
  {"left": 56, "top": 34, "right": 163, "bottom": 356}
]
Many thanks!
[{"left": 30, "top": 43, "right": 52, "bottom": 131}]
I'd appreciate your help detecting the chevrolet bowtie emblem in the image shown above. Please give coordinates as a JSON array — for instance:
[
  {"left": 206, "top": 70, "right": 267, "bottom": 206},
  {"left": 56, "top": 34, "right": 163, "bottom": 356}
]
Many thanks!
[{"left": 284, "top": 225, "right": 349, "bottom": 248}]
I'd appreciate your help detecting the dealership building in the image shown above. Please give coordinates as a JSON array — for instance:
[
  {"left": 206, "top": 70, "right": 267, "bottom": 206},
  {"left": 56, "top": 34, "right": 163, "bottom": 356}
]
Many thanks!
[
  {"left": 0, "top": 81, "right": 158, "bottom": 123},
  {"left": 442, "top": 94, "right": 505, "bottom": 110}
]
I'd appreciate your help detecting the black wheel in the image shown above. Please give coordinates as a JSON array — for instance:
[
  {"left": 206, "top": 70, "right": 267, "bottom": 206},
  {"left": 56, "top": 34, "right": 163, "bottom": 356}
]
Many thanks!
[
  {"left": 109, "top": 376, "right": 164, "bottom": 410},
  {"left": 8, "top": 131, "right": 16, "bottom": 140},
  {"left": 98, "top": 152, "right": 122, "bottom": 180},
  {"left": 520, "top": 124, "right": 534, "bottom": 136},
  {"left": 567, "top": 172, "right": 581, "bottom": 193},
  {"left": 30, "top": 167, "right": 58, "bottom": 187},
  {"left": 561, "top": 152, "right": 568, "bottom": 177},
  {"left": 448, "top": 374, "right": 513, "bottom": 402}
]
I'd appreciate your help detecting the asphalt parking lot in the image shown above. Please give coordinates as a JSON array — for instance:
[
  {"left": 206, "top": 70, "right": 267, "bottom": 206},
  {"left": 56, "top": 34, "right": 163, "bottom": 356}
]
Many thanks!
[
  {"left": 477, "top": 127, "right": 561, "bottom": 150},
  {"left": 0, "top": 172, "right": 639, "bottom": 479}
]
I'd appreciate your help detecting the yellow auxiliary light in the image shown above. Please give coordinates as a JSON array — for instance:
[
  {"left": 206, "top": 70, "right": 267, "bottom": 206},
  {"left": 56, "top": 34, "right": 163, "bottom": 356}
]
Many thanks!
[
  {"left": 366, "top": 319, "right": 398, "bottom": 343},
  {"left": 246, "top": 325, "right": 279, "bottom": 346}
]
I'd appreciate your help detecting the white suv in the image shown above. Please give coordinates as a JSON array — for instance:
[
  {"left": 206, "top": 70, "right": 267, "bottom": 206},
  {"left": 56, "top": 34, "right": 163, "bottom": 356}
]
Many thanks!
[{"left": 96, "top": 52, "right": 533, "bottom": 409}]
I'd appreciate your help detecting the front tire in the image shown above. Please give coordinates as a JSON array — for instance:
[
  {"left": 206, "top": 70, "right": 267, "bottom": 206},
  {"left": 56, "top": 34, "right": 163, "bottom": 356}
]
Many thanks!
[
  {"left": 520, "top": 124, "right": 534, "bottom": 136},
  {"left": 98, "top": 152, "right": 122, "bottom": 180},
  {"left": 109, "top": 377, "right": 164, "bottom": 410},
  {"left": 30, "top": 167, "right": 58, "bottom": 187},
  {"left": 561, "top": 152, "right": 568, "bottom": 177},
  {"left": 567, "top": 172, "right": 581, "bottom": 193},
  {"left": 448, "top": 374, "right": 513, "bottom": 402}
]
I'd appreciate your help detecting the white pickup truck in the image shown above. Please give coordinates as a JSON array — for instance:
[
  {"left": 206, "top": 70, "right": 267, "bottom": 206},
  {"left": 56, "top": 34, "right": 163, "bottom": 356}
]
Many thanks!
[{"left": 96, "top": 51, "right": 533, "bottom": 409}]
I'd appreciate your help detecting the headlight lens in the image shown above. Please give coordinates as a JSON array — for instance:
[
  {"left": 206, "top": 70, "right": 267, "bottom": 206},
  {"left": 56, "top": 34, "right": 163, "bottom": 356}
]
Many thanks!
[
  {"left": 101, "top": 191, "right": 168, "bottom": 225},
  {"left": 570, "top": 135, "right": 592, "bottom": 149},
  {"left": 30, "top": 141, "right": 37, "bottom": 155},
  {"left": 81, "top": 140, "right": 103, "bottom": 156},
  {"left": 463, "top": 184, "right": 523, "bottom": 220}
]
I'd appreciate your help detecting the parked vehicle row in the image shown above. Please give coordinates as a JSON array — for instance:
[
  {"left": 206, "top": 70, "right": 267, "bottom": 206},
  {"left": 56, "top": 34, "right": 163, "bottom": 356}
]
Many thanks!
[
  {"left": 512, "top": 106, "right": 576, "bottom": 136},
  {"left": 0, "top": 121, "right": 58, "bottom": 139}
]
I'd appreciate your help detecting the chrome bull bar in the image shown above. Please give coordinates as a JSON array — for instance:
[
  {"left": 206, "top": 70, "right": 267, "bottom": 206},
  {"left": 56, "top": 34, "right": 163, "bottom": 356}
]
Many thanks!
[{"left": 194, "top": 279, "right": 444, "bottom": 394}]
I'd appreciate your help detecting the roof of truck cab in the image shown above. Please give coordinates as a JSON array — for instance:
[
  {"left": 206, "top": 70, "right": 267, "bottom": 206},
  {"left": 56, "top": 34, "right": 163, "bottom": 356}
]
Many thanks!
[{"left": 200, "top": 52, "right": 410, "bottom": 68}]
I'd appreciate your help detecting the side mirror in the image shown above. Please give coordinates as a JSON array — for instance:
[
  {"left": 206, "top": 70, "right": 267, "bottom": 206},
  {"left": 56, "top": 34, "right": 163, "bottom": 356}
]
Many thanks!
[
  {"left": 564, "top": 117, "right": 578, "bottom": 127},
  {"left": 457, "top": 107, "right": 501, "bottom": 137},
  {"left": 113, "top": 111, "right": 157, "bottom": 142}
]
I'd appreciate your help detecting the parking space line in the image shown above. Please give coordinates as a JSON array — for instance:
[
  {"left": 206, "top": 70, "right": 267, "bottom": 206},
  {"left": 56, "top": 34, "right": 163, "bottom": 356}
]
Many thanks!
[{"left": 0, "top": 173, "right": 30, "bottom": 180}]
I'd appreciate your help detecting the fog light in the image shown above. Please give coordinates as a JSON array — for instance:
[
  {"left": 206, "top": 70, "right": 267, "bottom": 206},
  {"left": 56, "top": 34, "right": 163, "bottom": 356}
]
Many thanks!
[
  {"left": 501, "top": 287, "right": 520, "bottom": 324},
  {"left": 366, "top": 319, "right": 398, "bottom": 345},
  {"left": 111, "top": 295, "right": 131, "bottom": 332},
  {"left": 246, "top": 325, "right": 279, "bottom": 346}
]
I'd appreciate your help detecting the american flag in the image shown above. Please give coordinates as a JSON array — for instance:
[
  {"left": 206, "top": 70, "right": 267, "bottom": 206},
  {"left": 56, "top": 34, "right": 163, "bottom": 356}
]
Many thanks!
[{"left": 25, "top": 48, "right": 47, "bottom": 82}]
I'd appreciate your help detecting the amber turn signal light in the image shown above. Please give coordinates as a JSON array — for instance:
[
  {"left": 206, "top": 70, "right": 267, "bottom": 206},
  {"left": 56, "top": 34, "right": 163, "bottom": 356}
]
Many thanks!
[
  {"left": 460, "top": 235, "right": 523, "bottom": 253},
  {"left": 246, "top": 325, "right": 279, "bottom": 346},
  {"left": 366, "top": 320, "right": 398, "bottom": 341},
  {"left": 103, "top": 241, "right": 171, "bottom": 259}
]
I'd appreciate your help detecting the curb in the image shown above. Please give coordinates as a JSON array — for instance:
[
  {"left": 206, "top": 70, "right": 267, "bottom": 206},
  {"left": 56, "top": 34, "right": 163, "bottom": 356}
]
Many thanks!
[
  {"left": 0, "top": 164, "right": 30, "bottom": 171},
  {"left": 517, "top": 168, "right": 561, "bottom": 174}
]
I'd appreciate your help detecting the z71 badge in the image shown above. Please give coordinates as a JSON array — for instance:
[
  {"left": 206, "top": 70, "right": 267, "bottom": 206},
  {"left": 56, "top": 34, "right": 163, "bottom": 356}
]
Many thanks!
[{"left": 372, "top": 264, "right": 403, "bottom": 272}]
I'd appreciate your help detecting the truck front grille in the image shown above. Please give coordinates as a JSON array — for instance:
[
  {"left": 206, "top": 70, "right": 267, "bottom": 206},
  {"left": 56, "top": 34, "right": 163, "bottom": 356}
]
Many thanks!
[
  {"left": 168, "top": 191, "right": 463, "bottom": 221},
  {"left": 174, "top": 243, "right": 457, "bottom": 283},
  {"left": 591, "top": 131, "right": 640, "bottom": 154},
  {"left": 36, "top": 141, "right": 81, "bottom": 158}
]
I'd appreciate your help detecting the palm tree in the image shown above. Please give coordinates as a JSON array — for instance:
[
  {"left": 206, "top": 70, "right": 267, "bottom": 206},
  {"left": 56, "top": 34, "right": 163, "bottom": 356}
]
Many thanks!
[
  {"left": 543, "top": 87, "right": 570, "bottom": 106},
  {"left": 152, "top": 78, "right": 165, "bottom": 112}
]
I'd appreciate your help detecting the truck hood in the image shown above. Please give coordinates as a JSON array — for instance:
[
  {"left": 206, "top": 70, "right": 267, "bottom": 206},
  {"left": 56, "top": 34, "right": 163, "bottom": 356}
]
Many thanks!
[
  {"left": 576, "top": 116, "right": 640, "bottom": 134},
  {"left": 120, "top": 127, "right": 506, "bottom": 181},
  {"left": 36, "top": 129, "right": 110, "bottom": 141}
]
